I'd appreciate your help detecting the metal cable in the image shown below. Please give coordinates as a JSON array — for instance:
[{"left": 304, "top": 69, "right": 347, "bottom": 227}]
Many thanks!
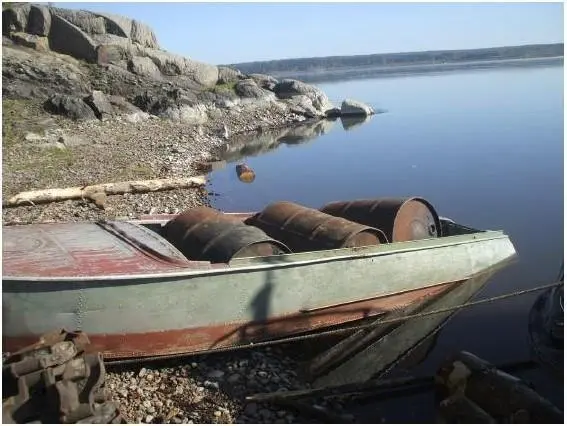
[{"left": 105, "top": 280, "right": 562, "bottom": 366}]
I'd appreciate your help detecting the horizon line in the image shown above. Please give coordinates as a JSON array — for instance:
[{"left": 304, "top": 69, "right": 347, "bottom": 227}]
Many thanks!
[{"left": 227, "top": 41, "right": 564, "bottom": 66}]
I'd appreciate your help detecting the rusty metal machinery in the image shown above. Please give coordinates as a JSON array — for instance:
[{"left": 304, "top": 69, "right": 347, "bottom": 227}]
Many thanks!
[{"left": 3, "top": 330, "right": 125, "bottom": 424}]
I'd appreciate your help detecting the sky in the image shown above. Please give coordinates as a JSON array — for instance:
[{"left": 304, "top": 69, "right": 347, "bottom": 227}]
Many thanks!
[{"left": 53, "top": 2, "right": 564, "bottom": 65}]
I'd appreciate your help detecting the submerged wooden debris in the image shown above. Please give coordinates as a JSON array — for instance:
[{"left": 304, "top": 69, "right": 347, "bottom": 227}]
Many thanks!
[{"left": 435, "top": 351, "right": 563, "bottom": 423}]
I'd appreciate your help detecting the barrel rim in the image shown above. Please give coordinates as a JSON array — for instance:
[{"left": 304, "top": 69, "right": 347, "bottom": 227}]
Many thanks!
[{"left": 321, "top": 196, "right": 442, "bottom": 239}]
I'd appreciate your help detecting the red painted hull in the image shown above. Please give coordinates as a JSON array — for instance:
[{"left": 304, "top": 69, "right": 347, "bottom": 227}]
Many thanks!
[{"left": 3, "top": 283, "right": 453, "bottom": 359}]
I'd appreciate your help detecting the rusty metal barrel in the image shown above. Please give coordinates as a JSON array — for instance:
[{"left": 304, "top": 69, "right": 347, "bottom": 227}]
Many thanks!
[
  {"left": 245, "top": 201, "right": 387, "bottom": 252},
  {"left": 320, "top": 197, "right": 441, "bottom": 242},
  {"left": 236, "top": 163, "right": 256, "bottom": 183},
  {"left": 162, "top": 207, "right": 290, "bottom": 263}
]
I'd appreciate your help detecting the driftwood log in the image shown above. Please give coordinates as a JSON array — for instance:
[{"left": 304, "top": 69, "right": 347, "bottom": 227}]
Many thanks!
[
  {"left": 435, "top": 351, "right": 563, "bottom": 423},
  {"left": 3, "top": 176, "right": 207, "bottom": 207}
]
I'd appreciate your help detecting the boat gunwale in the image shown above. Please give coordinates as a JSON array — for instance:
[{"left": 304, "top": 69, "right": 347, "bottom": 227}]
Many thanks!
[{"left": 3, "top": 227, "right": 514, "bottom": 283}]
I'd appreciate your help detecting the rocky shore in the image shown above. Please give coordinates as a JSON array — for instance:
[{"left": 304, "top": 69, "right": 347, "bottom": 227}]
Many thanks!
[
  {"left": 105, "top": 346, "right": 333, "bottom": 424},
  {"left": 2, "top": 4, "right": 377, "bottom": 423}
]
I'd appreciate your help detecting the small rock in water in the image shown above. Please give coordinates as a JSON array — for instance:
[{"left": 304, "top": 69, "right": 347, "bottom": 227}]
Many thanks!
[
  {"left": 145, "top": 414, "right": 154, "bottom": 423},
  {"left": 213, "top": 411, "right": 222, "bottom": 417},
  {"left": 139, "top": 368, "right": 147, "bottom": 377}
]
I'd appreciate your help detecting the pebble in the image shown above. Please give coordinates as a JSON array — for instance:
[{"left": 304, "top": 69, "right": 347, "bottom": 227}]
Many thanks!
[
  {"left": 203, "top": 380, "right": 219, "bottom": 390},
  {"left": 208, "top": 370, "right": 225, "bottom": 379}
]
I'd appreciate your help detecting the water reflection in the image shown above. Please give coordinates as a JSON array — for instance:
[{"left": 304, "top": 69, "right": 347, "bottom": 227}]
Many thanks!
[
  {"left": 218, "top": 119, "right": 340, "bottom": 163},
  {"left": 340, "top": 114, "right": 373, "bottom": 131}
]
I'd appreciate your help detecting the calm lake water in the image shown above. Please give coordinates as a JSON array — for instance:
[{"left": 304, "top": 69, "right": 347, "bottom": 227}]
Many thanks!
[{"left": 208, "top": 65, "right": 564, "bottom": 419}]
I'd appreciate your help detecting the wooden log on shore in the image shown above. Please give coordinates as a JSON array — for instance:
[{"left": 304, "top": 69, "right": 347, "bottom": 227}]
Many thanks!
[
  {"left": 3, "top": 176, "right": 207, "bottom": 207},
  {"left": 435, "top": 351, "right": 563, "bottom": 423}
]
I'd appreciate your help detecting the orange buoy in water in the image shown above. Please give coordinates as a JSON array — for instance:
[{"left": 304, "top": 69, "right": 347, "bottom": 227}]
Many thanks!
[{"left": 236, "top": 163, "right": 256, "bottom": 183}]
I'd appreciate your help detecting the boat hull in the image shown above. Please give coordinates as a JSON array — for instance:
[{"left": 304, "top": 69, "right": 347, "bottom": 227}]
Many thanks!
[
  {"left": 311, "top": 265, "right": 505, "bottom": 387},
  {"left": 3, "top": 230, "right": 517, "bottom": 359}
]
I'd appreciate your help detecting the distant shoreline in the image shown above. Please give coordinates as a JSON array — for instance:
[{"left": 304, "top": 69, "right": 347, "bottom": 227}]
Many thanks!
[
  {"left": 228, "top": 43, "right": 563, "bottom": 84},
  {"left": 266, "top": 56, "right": 564, "bottom": 84}
]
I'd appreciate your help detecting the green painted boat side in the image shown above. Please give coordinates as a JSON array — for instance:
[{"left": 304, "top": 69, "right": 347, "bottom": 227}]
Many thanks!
[{"left": 3, "top": 224, "right": 517, "bottom": 358}]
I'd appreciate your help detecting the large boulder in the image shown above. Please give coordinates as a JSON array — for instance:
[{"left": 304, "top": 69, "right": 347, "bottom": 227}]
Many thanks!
[
  {"left": 50, "top": 8, "right": 106, "bottom": 35},
  {"left": 27, "top": 5, "right": 51, "bottom": 36},
  {"left": 127, "top": 56, "right": 162, "bottom": 79},
  {"left": 2, "top": 44, "right": 92, "bottom": 99},
  {"left": 10, "top": 32, "right": 49, "bottom": 52},
  {"left": 84, "top": 90, "right": 113, "bottom": 119},
  {"left": 4, "top": 4, "right": 160, "bottom": 64},
  {"left": 217, "top": 66, "right": 245, "bottom": 84},
  {"left": 273, "top": 79, "right": 334, "bottom": 115},
  {"left": 2, "top": 3, "right": 31, "bottom": 35},
  {"left": 93, "top": 11, "right": 158, "bottom": 48},
  {"left": 49, "top": 7, "right": 158, "bottom": 48},
  {"left": 44, "top": 94, "right": 97, "bottom": 120},
  {"left": 95, "top": 39, "right": 144, "bottom": 65},
  {"left": 248, "top": 73, "right": 278, "bottom": 91},
  {"left": 234, "top": 79, "right": 275, "bottom": 100},
  {"left": 49, "top": 14, "right": 98, "bottom": 63},
  {"left": 340, "top": 99, "right": 375, "bottom": 116},
  {"left": 132, "top": 90, "right": 176, "bottom": 115},
  {"left": 140, "top": 48, "right": 218, "bottom": 88},
  {"left": 282, "top": 95, "right": 319, "bottom": 119}
]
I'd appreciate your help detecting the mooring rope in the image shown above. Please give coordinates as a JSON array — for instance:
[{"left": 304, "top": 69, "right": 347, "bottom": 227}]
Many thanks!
[{"left": 105, "top": 279, "right": 562, "bottom": 366}]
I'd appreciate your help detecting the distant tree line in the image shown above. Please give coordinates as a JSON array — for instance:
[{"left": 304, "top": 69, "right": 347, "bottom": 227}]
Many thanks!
[{"left": 228, "top": 43, "right": 564, "bottom": 74}]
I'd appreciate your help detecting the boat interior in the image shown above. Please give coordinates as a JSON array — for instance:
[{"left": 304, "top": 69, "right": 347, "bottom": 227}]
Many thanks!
[{"left": 129, "top": 199, "right": 485, "bottom": 265}]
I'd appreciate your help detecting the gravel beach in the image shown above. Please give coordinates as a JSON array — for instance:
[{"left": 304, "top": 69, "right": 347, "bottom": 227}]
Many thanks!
[{"left": 2, "top": 100, "right": 350, "bottom": 424}]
